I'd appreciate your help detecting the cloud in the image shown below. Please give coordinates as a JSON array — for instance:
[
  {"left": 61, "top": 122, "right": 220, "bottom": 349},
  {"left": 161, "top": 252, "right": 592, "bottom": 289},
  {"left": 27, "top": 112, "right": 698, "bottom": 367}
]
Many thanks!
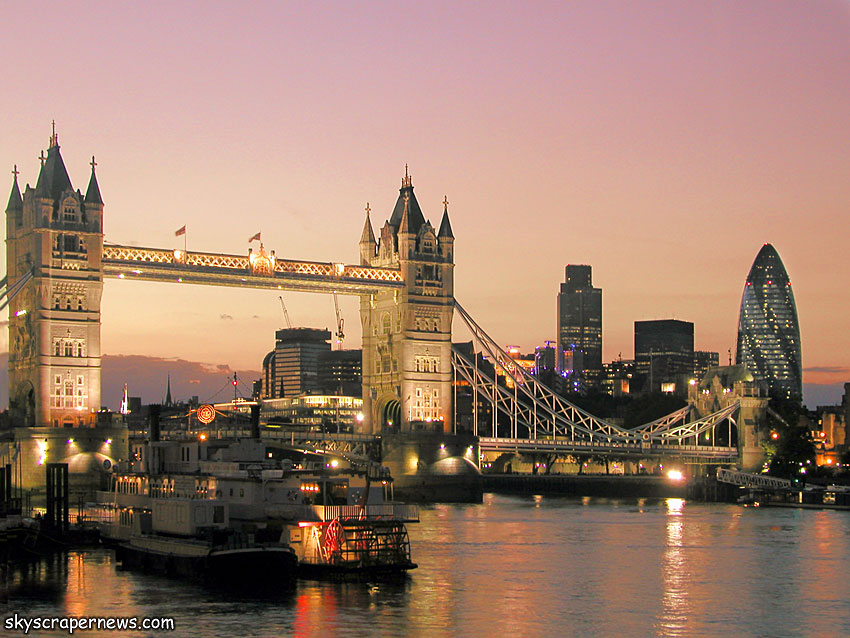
[
  {"left": 220, "top": 314, "right": 234, "bottom": 320},
  {"left": 803, "top": 366, "right": 850, "bottom": 374}
]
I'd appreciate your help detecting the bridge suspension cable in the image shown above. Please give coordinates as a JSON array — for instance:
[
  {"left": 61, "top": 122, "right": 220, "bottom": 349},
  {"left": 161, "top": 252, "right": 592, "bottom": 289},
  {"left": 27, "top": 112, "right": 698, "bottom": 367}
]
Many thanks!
[
  {"left": 452, "top": 300, "right": 739, "bottom": 449},
  {"left": 0, "top": 269, "right": 34, "bottom": 312}
]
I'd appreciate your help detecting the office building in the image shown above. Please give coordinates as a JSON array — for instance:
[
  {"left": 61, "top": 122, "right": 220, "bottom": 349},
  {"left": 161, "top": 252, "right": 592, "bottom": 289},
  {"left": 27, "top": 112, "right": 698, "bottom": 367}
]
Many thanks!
[
  {"left": 634, "top": 320, "right": 694, "bottom": 393},
  {"left": 556, "top": 265, "right": 602, "bottom": 388},
  {"left": 736, "top": 243, "right": 802, "bottom": 401}
]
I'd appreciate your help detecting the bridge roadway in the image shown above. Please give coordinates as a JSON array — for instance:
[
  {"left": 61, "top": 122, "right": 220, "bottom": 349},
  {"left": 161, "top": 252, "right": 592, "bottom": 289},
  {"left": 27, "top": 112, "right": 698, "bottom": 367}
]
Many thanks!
[
  {"left": 265, "top": 430, "right": 738, "bottom": 464},
  {"left": 102, "top": 244, "right": 404, "bottom": 295},
  {"left": 478, "top": 436, "right": 738, "bottom": 462}
]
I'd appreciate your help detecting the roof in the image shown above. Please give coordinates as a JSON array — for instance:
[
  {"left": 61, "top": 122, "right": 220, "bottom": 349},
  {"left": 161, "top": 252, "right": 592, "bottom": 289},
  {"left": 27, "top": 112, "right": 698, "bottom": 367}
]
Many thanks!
[
  {"left": 438, "top": 209, "right": 454, "bottom": 239},
  {"left": 360, "top": 211, "right": 376, "bottom": 244},
  {"left": 699, "top": 365, "right": 755, "bottom": 391},
  {"left": 745, "top": 243, "right": 791, "bottom": 286},
  {"left": 35, "top": 145, "right": 73, "bottom": 201},
  {"left": 5, "top": 175, "right": 22, "bottom": 212},
  {"left": 388, "top": 185, "right": 426, "bottom": 235},
  {"left": 85, "top": 166, "right": 103, "bottom": 205}
]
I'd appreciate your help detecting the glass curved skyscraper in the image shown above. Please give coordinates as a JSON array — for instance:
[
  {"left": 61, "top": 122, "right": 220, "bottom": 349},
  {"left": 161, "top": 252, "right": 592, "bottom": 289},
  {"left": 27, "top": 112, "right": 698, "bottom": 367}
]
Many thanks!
[{"left": 736, "top": 243, "right": 802, "bottom": 400}]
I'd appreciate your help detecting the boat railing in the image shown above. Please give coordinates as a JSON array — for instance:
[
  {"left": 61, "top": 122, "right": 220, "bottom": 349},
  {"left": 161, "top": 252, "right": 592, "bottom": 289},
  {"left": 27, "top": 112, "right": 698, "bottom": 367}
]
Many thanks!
[{"left": 311, "top": 503, "right": 419, "bottom": 523}]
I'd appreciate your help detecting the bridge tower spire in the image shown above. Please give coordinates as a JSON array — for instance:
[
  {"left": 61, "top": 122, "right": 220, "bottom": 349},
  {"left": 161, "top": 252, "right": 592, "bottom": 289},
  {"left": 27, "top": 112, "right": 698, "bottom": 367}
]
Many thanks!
[
  {"left": 5, "top": 127, "right": 104, "bottom": 426},
  {"left": 359, "top": 167, "right": 455, "bottom": 434}
]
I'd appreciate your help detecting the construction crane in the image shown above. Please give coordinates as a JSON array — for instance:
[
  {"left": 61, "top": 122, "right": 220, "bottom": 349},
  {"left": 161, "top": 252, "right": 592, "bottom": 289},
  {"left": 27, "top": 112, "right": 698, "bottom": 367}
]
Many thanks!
[
  {"left": 278, "top": 296, "right": 292, "bottom": 329},
  {"left": 332, "top": 291, "right": 344, "bottom": 349}
]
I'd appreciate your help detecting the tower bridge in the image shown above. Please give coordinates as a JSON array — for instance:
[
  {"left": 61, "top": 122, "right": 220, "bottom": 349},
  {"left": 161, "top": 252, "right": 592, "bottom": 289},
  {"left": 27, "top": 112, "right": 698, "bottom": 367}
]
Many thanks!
[{"left": 4, "top": 130, "right": 746, "bottom": 467}]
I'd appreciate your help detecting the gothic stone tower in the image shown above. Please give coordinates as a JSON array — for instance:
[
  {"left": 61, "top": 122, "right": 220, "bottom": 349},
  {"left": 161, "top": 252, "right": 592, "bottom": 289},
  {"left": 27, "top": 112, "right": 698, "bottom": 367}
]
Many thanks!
[
  {"left": 359, "top": 169, "right": 455, "bottom": 434},
  {"left": 5, "top": 128, "right": 103, "bottom": 427}
]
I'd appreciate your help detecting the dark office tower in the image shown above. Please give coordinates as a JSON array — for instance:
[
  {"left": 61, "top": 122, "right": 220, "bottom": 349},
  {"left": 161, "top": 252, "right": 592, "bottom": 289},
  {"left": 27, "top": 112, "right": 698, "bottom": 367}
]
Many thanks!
[
  {"left": 634, "top": 320, "right": 694, "bottom": 393},
  {"left": 272, "top": 328, "right": 332, "bottom": 397},
  {"left": 694, "top": 350, "right": 720, "bottom": 382},
  {"left": 557, "top": 265, "right": 602, "bottom": 387},
  {"left": 736, "top": 243, "right": 802, "bottom": 401}
]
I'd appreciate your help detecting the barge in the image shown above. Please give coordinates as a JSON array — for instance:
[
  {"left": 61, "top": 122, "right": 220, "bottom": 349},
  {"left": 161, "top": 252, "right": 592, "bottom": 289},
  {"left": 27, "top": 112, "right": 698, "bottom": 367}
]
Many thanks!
[{"left": 88, "top": 435, "right": 418, "bottom": 581}]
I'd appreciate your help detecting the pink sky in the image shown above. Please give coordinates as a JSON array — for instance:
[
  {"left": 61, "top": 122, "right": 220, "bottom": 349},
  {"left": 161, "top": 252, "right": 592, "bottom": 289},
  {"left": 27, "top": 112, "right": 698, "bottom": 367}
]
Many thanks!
[{"left": 2, "top": 1, "right": 849, "bottom": 399}]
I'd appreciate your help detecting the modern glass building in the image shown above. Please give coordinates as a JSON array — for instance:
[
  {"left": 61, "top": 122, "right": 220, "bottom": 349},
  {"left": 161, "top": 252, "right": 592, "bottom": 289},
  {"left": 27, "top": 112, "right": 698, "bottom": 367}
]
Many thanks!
[
  {"left": 557, "top": 265, "right": 602, "bottom": 388},
  {"left": 736, "top": 243, "right": 802, "bottom": 401}
]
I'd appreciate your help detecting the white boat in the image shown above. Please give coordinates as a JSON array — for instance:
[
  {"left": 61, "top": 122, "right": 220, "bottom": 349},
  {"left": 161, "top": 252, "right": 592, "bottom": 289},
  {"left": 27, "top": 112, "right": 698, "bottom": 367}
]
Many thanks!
[{"left": 89, "top": 436, "right": 418, "bottom": 580}]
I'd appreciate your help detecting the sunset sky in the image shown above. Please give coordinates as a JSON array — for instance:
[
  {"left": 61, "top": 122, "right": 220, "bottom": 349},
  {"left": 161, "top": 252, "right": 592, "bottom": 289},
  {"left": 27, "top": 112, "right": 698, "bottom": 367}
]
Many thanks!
[{"left": 2, "top": 1, "right": 849, "bottom": 406}]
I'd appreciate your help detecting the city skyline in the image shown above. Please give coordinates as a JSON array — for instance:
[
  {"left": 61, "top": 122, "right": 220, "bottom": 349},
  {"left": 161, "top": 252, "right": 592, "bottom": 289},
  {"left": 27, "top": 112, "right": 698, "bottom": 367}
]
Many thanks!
[{"left": 2, "top": 2, "right": 849, "bottom": 406}]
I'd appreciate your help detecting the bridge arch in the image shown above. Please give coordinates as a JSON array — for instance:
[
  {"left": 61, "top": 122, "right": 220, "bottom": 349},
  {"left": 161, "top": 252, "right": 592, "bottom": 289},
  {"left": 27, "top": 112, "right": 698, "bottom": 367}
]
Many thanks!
[{"left": 376, "top": 396, "right": 401, "bottom": 430}]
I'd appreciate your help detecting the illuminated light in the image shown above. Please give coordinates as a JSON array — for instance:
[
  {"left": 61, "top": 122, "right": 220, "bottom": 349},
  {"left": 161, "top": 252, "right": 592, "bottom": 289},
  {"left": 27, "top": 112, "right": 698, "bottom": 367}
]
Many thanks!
[
  {"left": 356, "top": 412, "right": 364, "bottom": 423},
  {"left": 667, "top": 470, "right": 684, "bottom": 481},
  {"left": 199, "top": 433, "right": 207, "bottom": 441},
  {"left": 439, "top": 443, "right": 445, "bottom": 450},
  {"left": 688, "top": 379, "right": 697, "bottom": 386},
  {"left": 826, "top": 459, "right": 833, "bottom": 465},
  {"left": 771, "top": 432, "right": 779, "bottom": 440},
  {"left": 104, "top": 438, "right": 112, "bottom": 444},
  {"left": 118, "top": 273, "right": 125, "bottom": 279},
  {"left": 132, "top": 269, "right": 142, "bottom": 274},
  {"left": 14, "top": 309, "right": 27, "bottom": 317},
  {"left": 67, "top": 438, "right": 74, "bottom": 444},
  {"left": 330, "top": 460, "right": 339, "bottom": 468}
]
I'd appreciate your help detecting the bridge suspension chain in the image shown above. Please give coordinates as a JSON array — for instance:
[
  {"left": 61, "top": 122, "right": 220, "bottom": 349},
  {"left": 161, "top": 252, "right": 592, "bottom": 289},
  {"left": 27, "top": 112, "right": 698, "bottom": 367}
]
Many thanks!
[{"left": 453, "top": 300, "right": 740, "bottom": 446}]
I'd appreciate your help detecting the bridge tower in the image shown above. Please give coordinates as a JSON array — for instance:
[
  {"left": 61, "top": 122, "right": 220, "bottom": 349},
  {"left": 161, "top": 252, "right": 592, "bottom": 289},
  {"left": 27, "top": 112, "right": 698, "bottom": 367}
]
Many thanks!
[
  {"left": 5, "top": 128, "right": 103, "bottom": 426},
  {"left": 359, "top": 168, "right": 455, "bottom": 434}
]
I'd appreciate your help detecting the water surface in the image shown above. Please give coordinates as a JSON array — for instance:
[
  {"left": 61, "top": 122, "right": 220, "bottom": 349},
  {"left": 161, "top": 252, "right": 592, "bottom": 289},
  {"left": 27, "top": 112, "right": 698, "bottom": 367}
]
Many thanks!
[{"left": 3, "top": 495, "right": 849, "bottom": 637}]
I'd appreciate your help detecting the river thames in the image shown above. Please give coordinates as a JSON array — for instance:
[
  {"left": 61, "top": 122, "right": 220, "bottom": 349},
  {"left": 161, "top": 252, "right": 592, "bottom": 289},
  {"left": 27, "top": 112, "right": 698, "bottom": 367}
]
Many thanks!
[{"left": 3, "top": 494, "right": 850, "bottom": 637}]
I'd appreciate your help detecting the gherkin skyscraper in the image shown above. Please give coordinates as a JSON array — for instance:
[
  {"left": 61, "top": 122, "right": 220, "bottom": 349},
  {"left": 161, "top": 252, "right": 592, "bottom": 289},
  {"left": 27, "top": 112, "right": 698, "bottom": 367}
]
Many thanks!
[{"left": 736, "top": 243, "right": 802, "bottom": 400}]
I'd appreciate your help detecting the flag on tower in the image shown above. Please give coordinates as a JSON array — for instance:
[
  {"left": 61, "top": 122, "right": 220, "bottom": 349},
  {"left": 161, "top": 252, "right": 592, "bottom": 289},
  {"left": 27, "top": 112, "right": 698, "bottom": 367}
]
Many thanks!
[
  {"left": 249, "top": 232, "right": 261, "bottom": 243},
  {"left": 175, "top": 225, "right": 186, "bottom": 237}
]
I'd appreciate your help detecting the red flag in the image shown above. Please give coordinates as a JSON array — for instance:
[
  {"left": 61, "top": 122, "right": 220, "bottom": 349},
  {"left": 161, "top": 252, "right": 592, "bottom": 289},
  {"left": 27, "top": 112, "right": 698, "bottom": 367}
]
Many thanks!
[
  {"left": 175, "top": 225, "right": 186, "bottom": 237},
  {"left": 249, "top": 232, "right": 261, "bottom": 243}
]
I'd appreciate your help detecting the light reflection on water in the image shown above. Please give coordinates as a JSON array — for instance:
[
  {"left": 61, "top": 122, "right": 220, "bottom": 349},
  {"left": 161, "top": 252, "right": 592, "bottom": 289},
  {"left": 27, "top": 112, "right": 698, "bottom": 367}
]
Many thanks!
[{"left": 2, "top": 495, "right": 850, "bottom": 637}]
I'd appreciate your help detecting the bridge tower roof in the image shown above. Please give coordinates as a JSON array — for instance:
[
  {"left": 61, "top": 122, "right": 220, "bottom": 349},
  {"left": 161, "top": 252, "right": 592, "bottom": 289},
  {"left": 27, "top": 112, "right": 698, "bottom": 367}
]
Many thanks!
[
  {"left": 85, "top": 156, "right": 103, "bottom": 204},
  {"left": 6, "top": 167, "right": 22, "bottom": 212},
  {"left": 388, "top": 165, "right": 425, "bottom": 235},
  {"left": 35, "top": 126, "right": 74, "bottom": 200}
]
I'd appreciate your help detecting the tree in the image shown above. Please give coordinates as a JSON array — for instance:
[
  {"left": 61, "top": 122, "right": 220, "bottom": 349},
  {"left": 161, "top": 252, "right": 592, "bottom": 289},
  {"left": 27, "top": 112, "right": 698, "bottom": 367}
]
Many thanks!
[{"left": 767, "top": 426, "right": 816, "bottom": 479}]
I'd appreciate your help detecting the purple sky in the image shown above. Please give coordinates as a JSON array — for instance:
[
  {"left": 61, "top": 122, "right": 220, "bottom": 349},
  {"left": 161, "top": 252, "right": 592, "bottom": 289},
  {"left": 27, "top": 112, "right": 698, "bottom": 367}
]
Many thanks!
[{"left": 2, "top": 1, "right": 849, "bottom": 403}]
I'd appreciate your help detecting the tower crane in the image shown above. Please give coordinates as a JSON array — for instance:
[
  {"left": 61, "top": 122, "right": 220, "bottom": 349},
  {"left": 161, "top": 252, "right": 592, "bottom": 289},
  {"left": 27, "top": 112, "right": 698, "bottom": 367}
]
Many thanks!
[
  {"left": 332, "top": 292, "right": 344, "bottom": 349},
  {"left": 278, "top": 296, "right": 292, "bottom": 329}
]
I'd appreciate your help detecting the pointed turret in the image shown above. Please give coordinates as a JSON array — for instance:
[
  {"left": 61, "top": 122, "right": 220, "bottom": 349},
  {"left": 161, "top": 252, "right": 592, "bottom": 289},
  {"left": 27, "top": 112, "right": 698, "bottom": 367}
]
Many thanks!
[
  {"left": 85, "top": 155, "right": 103, "bottom": 204},
  {"left": 438, "top": 196, "right": 454, "bottom": 239},
  {"left": 6, "top": 166, "right": 22, "bottom": 213},
  {"left": 360, "top": 202, "right": 376, "bottom": 244},
  {"left": 165, "top": 374, "right": 173, "bottom": 406},
  {"left": 359, "top": 202, "right": 377, "bottom": 265},
  {"left": 398, "top": 191, "right": 413, "bottom": 236},
  {"left": 35, "top": 126, "right": 73, "bottom": 200}
]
